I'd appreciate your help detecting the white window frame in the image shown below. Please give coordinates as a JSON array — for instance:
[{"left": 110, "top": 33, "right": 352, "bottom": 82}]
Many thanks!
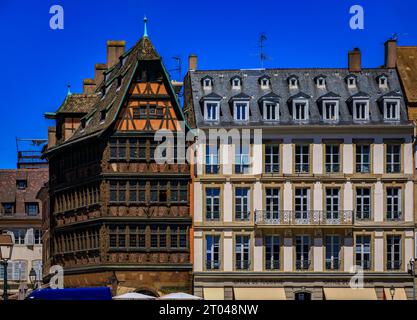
[
  {"left": 203, "top": 78, "right": 212, "bottom": 90},
  {"left": 265, "top": 235, "right": 280, "bottom": 270},
  {"left": 204, "top": 101, "right": 220, "bottom": 121},
  {"left": 205, "top": 235, "right": 221, "bottom": 270},
  {"left": 378, "top": 76, "right": 388, "bottom": 88},
  {"left": 386, "top": 187, "right": 402, "bottom": 220},
  {"left": 383, "top": 99, "right": 400, "bottom": 121},
  {"left": 265, "top": 188, "right": 280, "bottom": 220},
  {"left": 292, "top": 99, "right": 309, "bottom": 121},
  {"left": 386, "top": 235, "right": 402, "bottom": 270},
  {"left": 263, "top": 101, "right": 279, "bottom": 121},
  {"left": 322, "top": 100, "right": 339, "bottom": 122},
  {"left": 347, "top": 76, "right": 356, "bottom": 88},
  {"left": 356, "top": 235, "right": 371, "bottom": 270},
  {"left": 295, "top": 235, "right": 311, "bottom": 270},
  {"left": 260, "top": 78, "right": 270, "bottom": 89},
  {"left": 325, "top": 188, "right": 340, "bottom": 221},
  {"left": 295, "top": 144, "right": 310, "bottom": 173},
  {"left": 233, "top": 101, "right": 249, "bottom": 121},
  {"left": 316, "top": 77, "right": 326, "bottom": 89},
  {"left": 325, "top": 235, "right": 341, "bottom": 270},
  {"left": 325, "top": 144, "right": 340, "bottom": 173},
  {"left": 294, "top": 188, "right": 311, "bottom": 222},
  {"left": 353, "top": 99, "right": 369, "bottom": 121},
  {"left": 235, "top": 187, "right": 250, "bottom": 220},
  {"left": 289, "top": 77, "right": 298, "bottom": 89},
  {"left": 235, "top": 235, "right": 250, "bottom": 270},
  {"left": 356, "top": 187, "right": 372, "bottom": 220},
  {"left": 232, "top": 78, "right": 241, "bottom": 89}
]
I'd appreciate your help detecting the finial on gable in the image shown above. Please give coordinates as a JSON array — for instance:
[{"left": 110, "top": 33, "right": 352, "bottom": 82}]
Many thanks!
[
  {"left": 143, "top": 16, "right": 148, "bottom": 37},
  {"left": 67, "top": 83, "right": 72, "bottom": 96}
]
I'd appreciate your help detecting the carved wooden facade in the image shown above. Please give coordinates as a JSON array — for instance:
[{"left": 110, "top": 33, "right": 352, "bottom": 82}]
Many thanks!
[{"left": 45, "top": 36, "right": 192, "bottom": 295}]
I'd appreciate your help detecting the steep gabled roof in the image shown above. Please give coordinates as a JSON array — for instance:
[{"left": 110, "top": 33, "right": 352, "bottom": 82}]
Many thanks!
[
  {"left": 53, "top": 93, "right": 98, "bottom": 116},
  {"left": 397, "top": 46, "right": 417, "bottom": 103},
  {"left": 45, "top": 36, "right": 187, "bottom": 154}
]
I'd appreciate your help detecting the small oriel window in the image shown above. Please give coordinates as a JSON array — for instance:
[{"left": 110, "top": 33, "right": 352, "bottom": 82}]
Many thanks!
[
  {"left": 384, "top": 99, "right": 400, "bottom": 121},
  {"left": 323, "top": 101, "right": 339, "bottom": 121}
]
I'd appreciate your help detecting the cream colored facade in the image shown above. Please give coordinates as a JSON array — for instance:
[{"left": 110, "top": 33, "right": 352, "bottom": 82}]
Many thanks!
[{"left": 193, "top": 128, "right": 416, "bottom": 300}]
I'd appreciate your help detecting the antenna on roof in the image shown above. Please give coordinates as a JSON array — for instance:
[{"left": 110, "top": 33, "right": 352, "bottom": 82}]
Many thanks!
[
  {"left": 143, "top": 16, "right": 148, "bottom": 37},
  {"left": 258, "top": 32, "right": 270, "bottom": 68},
  {"left": 169, "top": 55, "right": 182, "bottom": 81}
]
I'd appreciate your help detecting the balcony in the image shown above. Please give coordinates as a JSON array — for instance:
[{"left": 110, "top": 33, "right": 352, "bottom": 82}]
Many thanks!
[
  {"left": 255, "top": 210, "right": 354, "bottom": 227},
  {"left": 295, "top": 259, "right": 311, "bottom": 270}
]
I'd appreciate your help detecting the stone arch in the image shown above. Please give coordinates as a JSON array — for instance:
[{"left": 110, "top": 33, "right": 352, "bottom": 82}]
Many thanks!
[{"left": 135, "top": 287, "right": 160, "bottom": 297}]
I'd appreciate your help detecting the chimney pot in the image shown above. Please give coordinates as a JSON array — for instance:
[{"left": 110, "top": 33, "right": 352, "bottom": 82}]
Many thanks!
[
  {"left": 83, "top": 78, "right": 96, "bottom": 94},
  {"left": 107, "top": 40, "right": 126, "bottom": 68},
  {"left": 188, "top": 54, "right": 197, "bottom": 71},
  {"left": 348, "top": 48, "right": 361, "bottom": 72},
  {"left": 384, "top": 39, "right": 397, "bottom": 68}
]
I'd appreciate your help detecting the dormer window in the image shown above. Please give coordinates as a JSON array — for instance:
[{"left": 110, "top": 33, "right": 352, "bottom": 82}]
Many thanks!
[
  {"left": 345, "top": 74, "right": 357, "bottom": 88},
  {"left": 293, "top": 99, "right": 309, "bottom": 121},
  {"left": 383, "top": 99, "right": 400, "bottom": 121},
  {"left": 353, "top": 100, "right": 369, "bottom": 121},
  {"left": 117, "top": 76, "right": 122, "bottom": 88},
  {"left": 323, "top": 101, "right": 339, "bottom": 121},
  {"left": 288, "top": 75, "right": 299, "bottom": 89},
  {"left": 377, "top": 75, "right": 388, "bottom": 88},
  {"left": 263, "top": 101, "right": 279, "bottom": 121},
  {"left": 204, "top": 101, "right": 220, "bottom": 121},
  {"left": 314, "top": 75, "right": 326, "bottom": 89},
  {"left": 100, "top": 110, "right": 106, "bottom": 122},
  {"left": 202, "top": 76, "right": 213, "bottom": 90},
  {"left": 231, "top": 76, "right": 242, "bottom": 89},
  {"left": 234, "top": 102, "right": 249, "bottom": 121},
  {"left": 259, "top": 76, "right": 271, "bottom": 89}
]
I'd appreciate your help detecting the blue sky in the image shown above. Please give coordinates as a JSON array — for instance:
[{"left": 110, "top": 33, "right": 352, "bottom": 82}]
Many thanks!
[{"left": 0, "top": 0, "right": 416, "bottom": 168}]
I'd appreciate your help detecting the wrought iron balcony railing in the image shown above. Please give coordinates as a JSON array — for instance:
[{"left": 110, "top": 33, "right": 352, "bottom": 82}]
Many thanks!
[
  {"left": 255, "top": 210, "right": 354, "bottom": 226},
  {"left": 265, "top": 260, "right": 280, "bottom": 270},
  {"left": 206, "top": 260, "right": 221, "bottom": 270},
  {"left": 325, "top": 258, "right": 341, "bottom": 270}
]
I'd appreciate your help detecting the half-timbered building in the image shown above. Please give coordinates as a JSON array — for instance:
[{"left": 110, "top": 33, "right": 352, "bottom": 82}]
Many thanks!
[{"left": 43, "top": 29, "right": 192, "bottom": 296}]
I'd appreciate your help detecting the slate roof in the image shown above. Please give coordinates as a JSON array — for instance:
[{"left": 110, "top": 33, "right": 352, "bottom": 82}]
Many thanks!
[
  {"left": 187, "top": 68, "right": 411, "bottom": 128},
  {"left": 45, "top": 36, "right": 186, "bottom": 153},
  {"left": 54, "top": 93, "right": 98, "bottom": 115}
]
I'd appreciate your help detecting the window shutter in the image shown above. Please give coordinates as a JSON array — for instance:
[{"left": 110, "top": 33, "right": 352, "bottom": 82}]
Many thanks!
[{"left": 26, "top": 228, "right": 34, "bottom": 246}]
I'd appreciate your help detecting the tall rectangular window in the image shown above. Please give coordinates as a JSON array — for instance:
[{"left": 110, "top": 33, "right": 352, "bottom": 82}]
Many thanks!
[
  {"left": 109, "top": 138, "right": 126, "bottom": 160},
  {"left": 205, "top": 144, "right": 219, "bottom": 174},
  {"left": 263, "top": 102, "right": 279, "bottom": 121},
  {"left": 323, "top": 101, "right": 338, "bottom": 121},
  {"left": 294, "top": 188, "right": 310, "bottom": 222},
  {"left": 356, "top": 187, "right": 371, "bottom": 220},
  {"left": 234, "top": 102, "right": 249, "bottom": 121},
  {"left": 205, "top": 102, "right": 219, "bottom": 121},
  {"left": 295, "top": 235, "right": 310, "bottom": 270},
  {"left": 325, "top": 188, "right": 340, "bottom": 221},
  {"left": 356, "top": 144, "right": 371, "bottom": 173},
  {"left": 325, "top": 235, "right": 340, "bottom": 270},
  {"left": 206, "top": 235, "right": 221, "bottom": 270},
  {"left": 386, "top": 144, "right": 401, "bottom": 173},
  {"left": 265, "top": 144, "right": 280, "bottom": 173},
  {"left": 325, "top": 145, "right": 340, "bottom": 173},
  {"left": 384, "top": 100, "right": 400, "bottom": 121},
  {"left": 386, "top": 235, "right": 401, "bottom": 270},
  {"left": 235, "top": 187, "right": 250, "bottom": 221},
  {"left": 235, "top": 143, "right": 250, "bottom": 174},
  {"left": 265, "top": 188, "right": 280, "bottom": 221},
  {"left": 205, "top": 188, "right": 220, "bottom": 221},
  {"left": 293, "top": 101, "right": 308, "bottom": 121},
  {"left": 386, "top": 187, "right": 401, "bottom": 220},
  {"left": 353, "top": 101, "right": 369, "bottom": 121},
  {"left": 129, "top": 226, "right": 146, "bottom": 248},
  {"left": 235, "top": 235, "right": 250, "bottom": 270},
  {"left": 265, "top": 235, "right": 280, "bottom": 270},
  {"left": 295, "top": 144, "right": 310, "bottom": 173},
  {"left": 356, "top": 235, "right": 371, "bottom": 270}
]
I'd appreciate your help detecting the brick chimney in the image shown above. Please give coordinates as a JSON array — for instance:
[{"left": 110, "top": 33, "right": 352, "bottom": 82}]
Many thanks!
[
  {"left": 83, "top": 78, "right": 96, "bottom": 94},
  {"left": 94, "top": 63, "right": 107, "bottom": 87},
  {"left": 188, "top": 54, "right": 197, "bottom": 71},
  {"left": 384, "top": 39, "right": 397, "bottom": 68},
  {"left": 348, "top": 48, "right": 361, "bottom": 72},
  {"left": 107, "top": 40, "right": 126, "bottom": 68}
]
